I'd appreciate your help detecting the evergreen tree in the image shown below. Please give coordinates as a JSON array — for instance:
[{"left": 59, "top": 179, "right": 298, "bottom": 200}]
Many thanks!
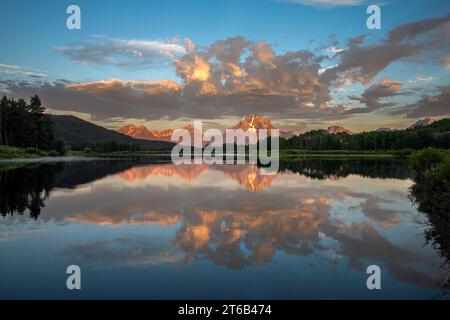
[{"left": 0, "top": 95, "right": 54, "bottom": 150}]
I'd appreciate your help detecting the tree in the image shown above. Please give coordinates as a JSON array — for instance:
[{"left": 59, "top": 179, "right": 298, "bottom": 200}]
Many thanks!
[
  {"left": 0, "top": 96, "right": 6, "bottom": 145},
  {"left": 29, "top": 95, "right": 45, "bottom": 114},
  {"left": 281, "top": 118, "right": 450, "bottom": 152},
  {"left": 53, "top": 138, "right": 69, "bottom": 156},
  {"left": 0, "top": 95, "right": 54, "bottom": 150}
]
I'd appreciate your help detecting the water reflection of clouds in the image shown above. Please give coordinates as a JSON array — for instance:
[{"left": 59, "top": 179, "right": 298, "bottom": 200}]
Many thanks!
[
  {"left": 39, "top": 163, "right": 444, "bottom": 288},
  {"left": 0, "top": 218, "right": 47, "bottom": 242},
  {"left": 57, "top": 234, "right": 183, "bottom": 267},
  {"left": 0, "top": 162, "right": 444, "bottom": 289}
]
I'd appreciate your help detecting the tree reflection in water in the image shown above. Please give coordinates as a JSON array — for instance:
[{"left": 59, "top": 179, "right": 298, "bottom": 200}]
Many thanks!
[
  {"left": 2, "top": 158, "right": 450, "bottom": 293},
  {"left": 0, "top": 160, "right": 137, "bottom": 219},
  {"left": 410, "top": 177, "right": 450, "bottom": 292},
  {"left": 0, "top": 164, "right": 61, "bottom": 219},
  {"left": 1, "top": 158, "right": 413, "bottom": 220}
]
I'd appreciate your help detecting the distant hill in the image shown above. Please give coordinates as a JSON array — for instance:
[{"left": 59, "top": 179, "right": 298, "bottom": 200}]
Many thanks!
[
  {"left": 50, "top": 115, "right": 175, "bottom": 150},
  {"left": 408, "top": 117, "right": 435, "bottom": 130},
  {"left": 327, "top": 125, "right": 352, "bottom": 135},
  {"left": 281, "top": 117, "right": 450, "bottom": 151},
  {"left": 118, "top": 123, "right": 200, "bottom": 142},
  {"left": 376, "top": 127, "right": 395, "bottom": 132},
  {"left": 426, "top": 118, "right": 450, "bottom": 132}
]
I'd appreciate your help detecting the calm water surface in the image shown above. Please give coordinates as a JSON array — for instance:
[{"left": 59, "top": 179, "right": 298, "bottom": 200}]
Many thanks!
[{"left": 0, "top": 159, "right": 448, "bottom": 299}]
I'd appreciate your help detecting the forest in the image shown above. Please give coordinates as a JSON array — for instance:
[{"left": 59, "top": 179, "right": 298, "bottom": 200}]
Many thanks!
[
  {"left": 0, "top": 95, "right": 160, "bottom": 156},
  {"left": 280, "top": 119, "right": 450, "bottom": 151},
  {"left": 1, "top": 95, "right": 450, "bottom": 157},
  {"left": 0, "top": 95, "right": 55, "bottom": 150}
]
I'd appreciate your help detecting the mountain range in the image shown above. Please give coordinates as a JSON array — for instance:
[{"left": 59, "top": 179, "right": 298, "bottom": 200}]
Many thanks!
[
  {"left": 51, "top": 114, "right": 439, "bottom": 150},
  {"left": 118, "top": 123, "right": 199, "bottom": 142},
  {"left": 117, "top": 115, "right": 438, "bottom": 142},
  {"left": 50, "top": 115, "right": 175, "bottom": 150},
  {"left": 118, "top": 114, "right": 296, "bottom": 142},
  {"left": 373, "top": 118, "right": 436, "bottom": 133}
]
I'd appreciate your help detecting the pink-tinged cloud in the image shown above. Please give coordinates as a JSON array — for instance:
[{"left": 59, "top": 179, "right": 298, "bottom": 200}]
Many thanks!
[
  {"left": 348, "top": 77, "right": 402, "bottom": 113},
  {"left": 2, "top": 14, "right": 449, "bottom": 123}
]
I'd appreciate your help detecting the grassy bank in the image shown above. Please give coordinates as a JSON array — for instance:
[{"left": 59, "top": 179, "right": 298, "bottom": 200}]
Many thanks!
[
  {"left": 69, "top": 149, "right": 172, "bottom": 159},
  {"left": 279, "top": 149, "right": 409, "bottom": 159},
  {"left": 1, "top": 145, "right": 417, "bottom": 160},
  {"left": 0, "top": 145, "right": 64, "bottom": 159},
  {"left": 0, "top": 145, "right": 171, "bottom": 160}
]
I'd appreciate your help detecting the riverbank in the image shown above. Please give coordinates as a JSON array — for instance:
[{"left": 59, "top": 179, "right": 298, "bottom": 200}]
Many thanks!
[
  {"left": 0, "top": 145, "right": 170, "bottom": 161},
  {"left": 0, "top": 145, "right": 413, "bottom": 161},
  {"left": 279, "top": 149, "right": 412, "bottom": 159},
  {"left": 0, "top": 145, "right": 60, "bottom": 159},
  {"left": 0, "top": 156, "right": 100, "bottom": 163}
]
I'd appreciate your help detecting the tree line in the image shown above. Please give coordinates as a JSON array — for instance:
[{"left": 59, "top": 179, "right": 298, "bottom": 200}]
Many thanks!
[
  {"left": 0, "top": 95, "right": 166, "bottom": 155},
  {"left": 281, "top": 119, "right": 450, "bottom": 151},
  {"left": 0, "top": 95, "right": 54, "bottom": 149}
]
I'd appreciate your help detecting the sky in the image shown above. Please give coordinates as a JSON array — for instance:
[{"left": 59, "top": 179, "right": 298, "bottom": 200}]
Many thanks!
[{"left": 0, "top": 0, "right": 449, "bottom": 132}]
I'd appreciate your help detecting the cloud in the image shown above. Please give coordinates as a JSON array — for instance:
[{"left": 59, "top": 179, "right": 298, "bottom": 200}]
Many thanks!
[
  {"left": 436, "top": 56, "right": 450, "bottom": 68},
  {"left": 283, "top": 0, "right": 365, "bottom": 7},
  {"left": 0, "top": 63, "right": 47, "bottom": 78},
  {"left": 0, "top": 63, "right": 21, "bottom": 69},
  {"left": 3, "top": 14, "right": 450, "bottom": 123},
  {"left": 53, "top": 37, "right": 186, "bottom": 67},
  {"left": 387, "top": 13, "right": 450, "bottom": 43},
  {"left": 321, "top": 43, "right": 420, "bottom": 85},
  {"left": 348, "top": 192, "right": 404, "bottom": 228},
  {"left": 402, "top": 85, "right": 450, "bottom": 118},
  {"left": 347, "top": 34, "right": 367, "bottom": 47},
  {"left": 207, "top": 36, "right": 251, "bottom": 64},
  {"left": 348, "top": 77, "right": 401, "bottom": 113},
  {"left": 3, "top": 35, "right": 346, "bottom": 121},
  {"left": 1, "top": 77, "right": 346, "bottom": 121},
  {"left": 408, "top": 76, "right": 434, "bottom": 83},
  {"left": 322, "top": 14, "right": 450, "bottom": 85},
  {"left": 0, "top": 69, "right": 47, "bottom": 78},
  {"left": 326, "top": 46, "right": 344, "bottom": 54}
]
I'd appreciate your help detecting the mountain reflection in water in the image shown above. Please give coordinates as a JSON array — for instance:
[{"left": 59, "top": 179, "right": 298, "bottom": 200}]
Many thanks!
[{"left": 0, "top": 158, "right": 449, "bottom": 299}]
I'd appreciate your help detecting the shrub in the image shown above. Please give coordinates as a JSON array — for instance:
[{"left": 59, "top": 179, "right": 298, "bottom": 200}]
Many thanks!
[
  {"left": 48, "top": 150, "right": 59, "bottom": 157},
  {"left": 391, "top": 149, "right": 414, "bottom": 157},
  {"left": 52, "top": 138, "right": 69, "bottom": 156},
  {"left": 437, "top": 156, "right": 450, "bottom": 181},
  {"left": 24, "top": 147, "right": 40, "bottom": 154},
  {"left": 0, "top": 145, "right": 24, "bottom": 158},
  {"left": 408, "top": 147, "right": 445, "bottom": 173}
]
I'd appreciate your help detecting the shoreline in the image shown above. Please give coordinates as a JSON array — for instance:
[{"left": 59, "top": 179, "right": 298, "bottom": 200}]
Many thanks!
[
  {"left": 0, "top": 156, "right": 101, "bottom": 163},
  {"left": 0, "top": 151, "right": 403, "bottom": 162}
]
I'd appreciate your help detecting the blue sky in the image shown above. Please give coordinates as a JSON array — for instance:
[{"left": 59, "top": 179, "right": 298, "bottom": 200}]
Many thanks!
[{"left": 0, "top": 0, "right": 449, "bottom": 131}]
